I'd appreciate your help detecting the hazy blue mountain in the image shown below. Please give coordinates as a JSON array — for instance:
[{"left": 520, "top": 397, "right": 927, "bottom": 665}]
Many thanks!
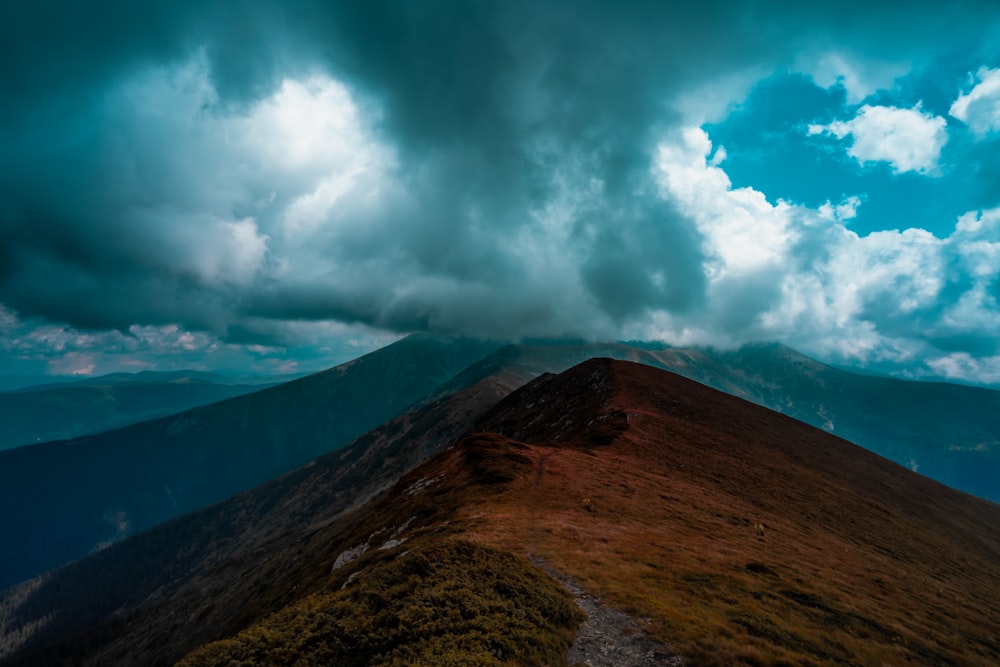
[
  {"left": 0, "top": 335, "right": 499, "bottom": 590},
  {"left": 0, "top": 371, "right": 289, "bottom": 451}
]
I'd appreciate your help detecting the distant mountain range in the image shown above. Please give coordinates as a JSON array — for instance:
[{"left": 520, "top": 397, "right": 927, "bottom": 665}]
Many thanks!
[
  {"left": 2, "top": 358, "right": 997, "bottom": 666},
  {"left": 0, "top": 336, "right": 499, "bottom": 589},
  {"left": 0, "top": 371, "right": 288, "bottom": 451},
  {"left": 1, "top": 336, "right": 998, "bottom": 597}
]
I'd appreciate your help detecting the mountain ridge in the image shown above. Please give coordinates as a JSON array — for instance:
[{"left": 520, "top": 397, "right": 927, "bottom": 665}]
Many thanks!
[
  {"left": 3, "top": 336, "right": 998, "bottom": 594},
  {"left": 3, "top": 358, "right": 999, "bottom": 666},
  {"left": 0, "top": 371, "right": 283, "bottom": 451},
  {"left": 0, "top": 335, "right": 500, "bottom": 590}
]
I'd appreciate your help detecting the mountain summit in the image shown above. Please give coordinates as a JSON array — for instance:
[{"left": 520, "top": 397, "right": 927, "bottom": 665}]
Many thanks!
[{"left": 3, "top": 359, "right": 998, "bottom": 666}]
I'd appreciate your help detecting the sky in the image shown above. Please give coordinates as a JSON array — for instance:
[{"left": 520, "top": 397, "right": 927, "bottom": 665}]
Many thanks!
[{"left": 2, "top": 0, "right": 1000, "bottom": 385}]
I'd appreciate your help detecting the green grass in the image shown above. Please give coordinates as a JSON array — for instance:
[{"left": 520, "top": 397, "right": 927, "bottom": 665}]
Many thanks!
[{"left": 175, "top": 540, "right": 583, "bottom": 667}]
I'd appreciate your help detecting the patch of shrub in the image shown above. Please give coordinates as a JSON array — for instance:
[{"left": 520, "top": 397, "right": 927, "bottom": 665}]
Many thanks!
[{"left": 175, "top": 540, "right": 583, "bottom": 667}]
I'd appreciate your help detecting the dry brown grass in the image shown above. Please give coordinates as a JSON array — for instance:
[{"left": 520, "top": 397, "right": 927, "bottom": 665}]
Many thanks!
[
  {"left": 8, "top": 359, "right": 999, "bottom": 667},
  {"left": 454, "top": 360, "right": 1000, "bottom": 666}
]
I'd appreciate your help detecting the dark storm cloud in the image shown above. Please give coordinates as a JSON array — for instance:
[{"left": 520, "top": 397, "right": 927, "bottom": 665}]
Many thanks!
[
  {"left": 217, "top": 0, "right": 797, "bottom": 336},
  {"left": 0, "top": 0, "right": 735, "bottom": 338},
  {"left": 2, "top": 0, "right": 1000, "bottom": 364}
]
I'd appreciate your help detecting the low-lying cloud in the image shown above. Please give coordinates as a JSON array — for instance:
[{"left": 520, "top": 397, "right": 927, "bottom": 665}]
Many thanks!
[{"left": 2, "top": 0, "right": 1000, "bottom": 381}]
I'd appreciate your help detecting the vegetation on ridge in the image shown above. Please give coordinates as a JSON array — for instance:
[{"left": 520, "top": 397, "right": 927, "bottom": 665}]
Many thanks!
[
  {"left": 175, "top": 540, "right": 582, "bottom": 667},
  {"left": 463, "top": 360, "right": 1000, "bottom": 665},
  {"left": 6, "top": 358, "right": 1000, "bottom": 667}
]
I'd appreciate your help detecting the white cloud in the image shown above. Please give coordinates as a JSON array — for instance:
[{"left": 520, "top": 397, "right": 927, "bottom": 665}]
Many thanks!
[
  {"left": 657, "top": 128, "right": 795, "bottom": 277},
  {"left": 47, "top": 352, "right": 98, "bottom": 376},
  {"left": 949, "top": 67, "right": 1000, "bottom": 136},
  {"left": 651, "top": 127, "right": 1000, "bottom": 378},
  {"left": 808, "top": 104, "right": 947, "bottom": 174},
  {"left": 6, "top": 44, "right": 1000, "bottom": 385},
  {"left": 797, "top": 51, "right": 908, "bottom": 104},
  {"left": 927, "top": 353, "right": 1000, "bottom": 386},
  {"left": 241, "top": 77, "right": 363, "bottom": 171},
  {"left": 15, "top": 55, "right": 399, "bottom": 334},
  {"left": 107, "top": 60, "right": 393, "bottom": 248},
  {"left": 817, "top": 195, "right": 861, "bottom": 222},
  {"left": 0, "top": 307, "right": 391, "bottom": 379},
  {"left": 672, "top": 67, "right": 769, "bottom": 124},
  {"left": 0, "top": 305, "right": 17, "bottom": 333}
]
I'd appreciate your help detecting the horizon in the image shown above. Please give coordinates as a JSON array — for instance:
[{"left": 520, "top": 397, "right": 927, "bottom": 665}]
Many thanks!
[
  {"left": 3, "top": 1, "right": 1000, "bottom": 384},
  {"left": 5, "top": 335, "right": 999, "bottom": 392}
]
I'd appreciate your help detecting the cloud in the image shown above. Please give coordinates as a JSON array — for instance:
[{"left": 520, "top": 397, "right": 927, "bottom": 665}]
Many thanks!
[
  {"left": 2, "top": 1, "right": 1000, "bottom": 381},
  {"left": 651, "top": 128, "right": 999, "bottom": 375},
  {"left": 0, "top": 305, "right": 391, "bottom": 378},
  {"left": 47, "top": 352, "right": 98, "bottom": 377},
  {"left": 797, "top": 51, "right": 908, "bottom": 103},
  {"left": 809, "top": 104, "right": 948, "bottom": 174},
  {"left": 0, "top": 55, "right": 391, "bottom": 335},
  {"left": 927, "top": 352, "right": 1000, "bottom": 385},
  {"left": 6, "top": 3, "right": 743, "bottom": 344},
  {"left": 950, "top": 67, "right": 1000, "bottom": 136}
]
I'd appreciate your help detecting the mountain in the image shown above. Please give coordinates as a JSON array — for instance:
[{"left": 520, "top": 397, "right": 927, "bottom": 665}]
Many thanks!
[
  {"left": 0, "top": 353, "right": 527, "bottom": 665},
  {"left": 2, "top": 359, "right": 998, "bottom": 666},
  {"left": 712, "top": 343, "right": 1000, "bottom": 498},
  {"left": 0, "top": 335, "right": 499, "bottom": 590},
  {"left": 3, "top": 336, "right": 997, "bottom": 594},
  {"left": 0, "top": 371, "right": 285, "bottom": 451},
  {"left": 429, "top": 341, "right": 1000, "bottom": 501}
]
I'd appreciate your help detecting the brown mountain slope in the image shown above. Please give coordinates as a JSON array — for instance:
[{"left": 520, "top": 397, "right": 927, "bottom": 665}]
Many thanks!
[
  {"left": 423, "top": 341, "right": 1000, "bottom": 502},
  {"left": 0, "top": 360, "right": 529, "bottom": 666},
  {"left": 462, "top": 359, "right": 1000, "bottom": 664},
  {"left": 5, "top": 359, "right": 1000, "bottom": 666}
]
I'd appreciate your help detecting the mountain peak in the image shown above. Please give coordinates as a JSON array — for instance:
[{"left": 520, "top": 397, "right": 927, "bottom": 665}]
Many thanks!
[
  {"left": 3, "top": 357, "right": 1000, "bottom": 666},
  {"left": 474, "top": 358, "right": 632, "bottom": 448}
]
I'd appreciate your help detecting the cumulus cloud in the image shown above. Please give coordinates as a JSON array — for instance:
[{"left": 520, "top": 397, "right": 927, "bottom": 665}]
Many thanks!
[
  {"left": 809, "top": 104, "right": 948, "bottom": 174},
  {"left": 0, "top": 306, "right": 391, "bottom": 378},
  {"left": 650, "top": 128, "right": 1000, "bottom": 374},
  {"left": 659, "top": 129, "right": 796, "bottom": 278},
  {"left": 0, "top": 54, "right": 392, "bottom": 335},
  {"left": 950, "top": 67, "right": 1000, "bottom": 136},
  {"left": 928, "top": 353, "right": 1000, "bottom": 385},
  {"left": 2, "top": 0, "right": 1000, "bottom": 381}
]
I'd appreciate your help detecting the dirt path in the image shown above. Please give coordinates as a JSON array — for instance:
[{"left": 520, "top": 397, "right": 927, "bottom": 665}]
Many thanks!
[
  {"left": 530, "top": 557, "right": 684, "bottom": 666},
  {"left": 527, "top": 454, "right": 684, "bottom": 665}
]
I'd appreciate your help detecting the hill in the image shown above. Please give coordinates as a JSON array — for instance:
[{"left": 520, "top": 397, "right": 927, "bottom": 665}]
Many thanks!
[
  {"left": 0, "top": 335, "right": 498, "bottom": 590},
  {"left": 0, "top": 355, "right": 527, "bottom": 664},
  {"left": 0, "top": 371, "right": 282, "bottom": 451},
  {"left": 3, "top": 359, "right": 998, "bottom": 666},
  {"left": 432, "top": 341, "right": 1000, "bottom": 501},
  {"left": 698, "top": 343, "right": 1000, "bottom": 500},
  {"left": 3, "top": 337, "right": 998, "bottom": 593}
]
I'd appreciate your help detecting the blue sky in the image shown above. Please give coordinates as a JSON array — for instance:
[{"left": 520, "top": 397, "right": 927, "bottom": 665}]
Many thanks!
[
  {"left": 706, "top": 65, "right": 998, "bottom": 239},
  {"left": 2, "top": 1, "right": 1000, "bottom": 385}
]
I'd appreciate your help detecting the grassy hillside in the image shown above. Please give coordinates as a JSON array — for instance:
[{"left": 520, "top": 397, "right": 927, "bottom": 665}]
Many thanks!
[
  {"left": 463, "top": 360, "right": 1000, "bottom": 665},
  {"left": 177, "top": 541, "right": 581, "bottom": 667},
  {"left": 3, "top": 358, "right": 998, "bottom": 666},
  {"left": 425, "top": 341, "right": 1000, "bottom": 502}
]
